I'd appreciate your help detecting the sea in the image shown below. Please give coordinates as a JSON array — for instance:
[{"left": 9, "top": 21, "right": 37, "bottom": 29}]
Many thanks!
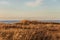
[
  {"left": 0, "top": 20, "right": 60, "bottom": 23},
  {"left": 0, "top": 20, "right": 20, "bottom": 23}
]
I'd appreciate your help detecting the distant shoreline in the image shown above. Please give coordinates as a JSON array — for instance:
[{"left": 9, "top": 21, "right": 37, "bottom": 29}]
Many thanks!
[{"left": 0, "top": 20, "right": 60, "bottom": 23}]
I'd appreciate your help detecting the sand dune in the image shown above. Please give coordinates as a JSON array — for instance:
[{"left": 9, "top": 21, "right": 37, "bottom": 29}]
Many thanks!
[{"left": 0, "top": 20, "right": 60, "bottom": 40}]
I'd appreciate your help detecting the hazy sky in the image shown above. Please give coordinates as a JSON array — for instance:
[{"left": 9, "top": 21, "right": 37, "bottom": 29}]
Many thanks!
[{"left": 0, "top": 0, "right": 60, "bottom": 20}]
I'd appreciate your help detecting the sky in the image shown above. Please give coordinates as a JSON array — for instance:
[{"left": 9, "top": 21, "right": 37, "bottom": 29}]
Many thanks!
[{"left": 0, "top": 0, "right": 60, "bottom": 20}]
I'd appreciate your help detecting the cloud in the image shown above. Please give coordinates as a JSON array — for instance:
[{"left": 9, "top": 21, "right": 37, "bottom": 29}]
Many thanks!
[
  {"left": 25, "top": 0, "right": 43, "bottom": 7},
  {"left": 0, "top": 1, "right": 9, "bottom": 5}
]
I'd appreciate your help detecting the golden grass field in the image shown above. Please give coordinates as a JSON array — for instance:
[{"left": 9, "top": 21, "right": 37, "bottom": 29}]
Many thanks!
[{"left": 0, "top": 20, "right": 60, "bottom": 40}]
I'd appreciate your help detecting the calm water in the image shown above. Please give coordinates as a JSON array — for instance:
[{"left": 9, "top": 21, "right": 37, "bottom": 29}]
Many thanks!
[
  {"left": 0, "top": 20, "right": 60, "bottom": 23},
  {"left": 0, "top": 20, "right": 20, "bottom": 23}
]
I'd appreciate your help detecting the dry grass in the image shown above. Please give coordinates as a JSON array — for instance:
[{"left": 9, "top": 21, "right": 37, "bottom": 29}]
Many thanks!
[{"left": 0, "top": 20, "right": 60, "bottom": 40}]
